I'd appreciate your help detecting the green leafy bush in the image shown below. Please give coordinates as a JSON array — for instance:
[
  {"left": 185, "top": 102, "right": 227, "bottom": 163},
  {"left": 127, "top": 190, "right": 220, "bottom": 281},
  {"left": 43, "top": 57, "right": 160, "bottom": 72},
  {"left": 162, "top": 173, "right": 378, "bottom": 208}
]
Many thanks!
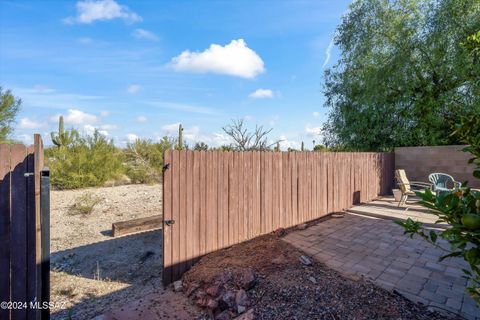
[
  {"left": 70, "top": 192, "right": 103, "bottom": 215},
  {"left": 46, "top": 130, "right": 124, "bottom": 189},
  {"left": 123, "top": 137, "right": 174, "bottom": 184}
]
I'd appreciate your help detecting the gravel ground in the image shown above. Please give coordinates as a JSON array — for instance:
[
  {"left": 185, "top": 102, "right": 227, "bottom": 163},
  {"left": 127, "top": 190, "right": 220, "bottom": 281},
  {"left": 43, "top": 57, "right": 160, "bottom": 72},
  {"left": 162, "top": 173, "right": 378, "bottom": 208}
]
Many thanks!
[
  {"left": 50, "top": 184, "right": 199, "bottom": 320},
  {"left": 182, "top": 233, "right": 461, "bottom": 320}
]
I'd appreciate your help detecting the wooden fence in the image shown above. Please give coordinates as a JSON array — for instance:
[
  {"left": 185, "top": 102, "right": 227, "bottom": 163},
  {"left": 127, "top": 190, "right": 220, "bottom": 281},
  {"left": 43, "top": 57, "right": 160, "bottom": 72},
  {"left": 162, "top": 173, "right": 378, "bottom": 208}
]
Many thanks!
[
  {"left": 162, "top": 150, "right": 394, "bottom": 284},
  {"left": 0, "top": 134, "right": 50, "bottom": 320}
]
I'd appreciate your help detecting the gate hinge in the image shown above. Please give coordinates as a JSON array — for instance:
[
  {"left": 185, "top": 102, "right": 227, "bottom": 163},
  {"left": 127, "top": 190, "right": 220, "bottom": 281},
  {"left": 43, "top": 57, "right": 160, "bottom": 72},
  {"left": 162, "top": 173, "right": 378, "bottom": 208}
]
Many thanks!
[
  {"left": 24, "top": 172, "right": 34, "bottom": 177},
  {"left": 164, "top": 220, "right": 175, "bottom": 226},
  {"left": 163, "top": 163, "right": 170, "bottom": 172}
]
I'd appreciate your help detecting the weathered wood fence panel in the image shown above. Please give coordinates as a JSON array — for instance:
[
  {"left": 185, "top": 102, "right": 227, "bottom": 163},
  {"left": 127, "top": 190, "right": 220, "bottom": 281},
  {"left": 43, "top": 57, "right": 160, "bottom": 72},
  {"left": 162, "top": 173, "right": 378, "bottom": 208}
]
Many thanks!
[
  {"left": 163, "top": 151, "right": 394, "bottom": 284},
  {"left": 0, "top": 135, "right": 49, "bottom": 320}
]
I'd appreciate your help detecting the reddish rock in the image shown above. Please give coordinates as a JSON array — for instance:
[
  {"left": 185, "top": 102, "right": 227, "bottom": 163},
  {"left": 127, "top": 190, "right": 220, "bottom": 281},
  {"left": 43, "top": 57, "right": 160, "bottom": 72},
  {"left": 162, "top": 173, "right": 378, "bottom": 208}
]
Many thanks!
[
  {"left": 235, "top": 289, "right": 250, "bottom": 308},
  {"left": 206, "top": 283, "right": 223, "bottom": 297},
  {"left": 240, "top": 268, "right": 257, "bottom": 290},
  {"left": 216, "top": 271, "right": 233, "bottom": 285},
  {"left": 206, "top": 298, "right": 219, "bottom": 310}
]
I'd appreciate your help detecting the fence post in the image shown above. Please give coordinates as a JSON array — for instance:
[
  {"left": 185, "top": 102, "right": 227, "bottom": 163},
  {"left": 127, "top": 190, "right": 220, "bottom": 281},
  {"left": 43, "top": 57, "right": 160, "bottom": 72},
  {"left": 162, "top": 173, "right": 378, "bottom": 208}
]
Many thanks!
[{"left": 40, "top": 168, "right": 50, "bottom": 320}]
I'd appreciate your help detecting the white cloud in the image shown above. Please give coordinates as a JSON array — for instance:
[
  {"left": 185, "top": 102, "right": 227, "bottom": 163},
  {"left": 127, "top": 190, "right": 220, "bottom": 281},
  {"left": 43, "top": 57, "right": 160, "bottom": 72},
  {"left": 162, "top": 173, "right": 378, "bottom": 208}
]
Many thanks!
[
  {"left": 100, "top": 124, "right": 117, "bottom": 130},
  {"left": 136, "top": 115, "right": 147, "bottom": 123},
  {"left": 322, "top": 38, "right": 335, "bottom": 69},
  {"left": 305, "top": 123, "right": 323, "bottom": 137},
  {"left": 249, "top": 88, "right": 274, "bottom": 99},
  {"left": 170, "top": 39, "right": 265, "bottom": 79},
  {"left": 127, "top": 84, "right": 141, "bottom": 94},
  {"left": 312, "top": 111, "right": 320, "bottom": 118},
  {"left": 132, "top": 28, "right": 159, "bottom": 41},
  {"left": 126, "top": 133, "right": 138, "bottom": 143},
  {"left": 278, "top": 135, "right": 300, "bottom": 151},
  {"left": 16, "top": 134, "right": 34, "bottom": 145},
  {"left": 100, "top": 110, "right": 110, "bottom": 117},
  {"left": 51, "top": 109, "right": 99, "bottom": 126},
  {"left": 64, "top": 0, "right": 142, "bottom": 24},
  {"left": 19, "top": 117, "right": 45, "bottom": 129}
]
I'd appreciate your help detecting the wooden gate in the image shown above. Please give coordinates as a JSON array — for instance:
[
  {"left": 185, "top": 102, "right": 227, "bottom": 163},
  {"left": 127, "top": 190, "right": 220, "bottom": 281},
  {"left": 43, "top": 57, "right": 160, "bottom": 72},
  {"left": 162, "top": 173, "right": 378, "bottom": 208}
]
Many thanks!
[
  {"left": 162, "top": 150, "right": 394, "bottom": 284},
  {"left": 0, "top": 134, "right": 50, "bottom": 320}
]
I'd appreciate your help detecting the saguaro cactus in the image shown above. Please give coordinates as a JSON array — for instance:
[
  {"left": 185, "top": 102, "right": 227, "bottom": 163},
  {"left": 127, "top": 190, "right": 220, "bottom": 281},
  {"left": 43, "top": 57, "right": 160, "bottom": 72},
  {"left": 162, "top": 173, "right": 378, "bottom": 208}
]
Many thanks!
[
  {"left": 274, "top": 142, "right": 280, "bottom": 152},
  {"left": 301, "top": 141, "right": 305, "bottom": 151},
  {"left": 178, "top": 124, "right": 184, "bottom": 150},
  {"left": 51, "top": 116, "right": 77, "bottom": 148}
]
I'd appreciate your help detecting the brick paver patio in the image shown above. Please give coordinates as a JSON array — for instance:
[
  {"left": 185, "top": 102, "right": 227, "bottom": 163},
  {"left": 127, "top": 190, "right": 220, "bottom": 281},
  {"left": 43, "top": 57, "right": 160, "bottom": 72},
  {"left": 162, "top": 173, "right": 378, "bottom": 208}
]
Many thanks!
[{"left": 283, "top": 213, "right": 480, "bottom": 319}]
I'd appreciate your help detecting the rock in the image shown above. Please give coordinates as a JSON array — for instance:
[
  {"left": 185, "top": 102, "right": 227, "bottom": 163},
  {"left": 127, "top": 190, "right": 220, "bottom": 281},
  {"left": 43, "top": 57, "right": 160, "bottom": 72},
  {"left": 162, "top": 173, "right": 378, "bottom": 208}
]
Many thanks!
[
  {"left": 308, "top": 276, "right": 317, "bottom": 284},
  {"left": 234, "top": 308, "right": 254, "bottom": 320},
  {"left": 298, "top": 223, "right": 308, "bottom": 230},
  {"left": 219, "top": 290, "right": 236, "bottom": 309},
  {"left": 273, "top": 228, "right": 286, "bottom": 237},
  {"left": 235, "top": 289, "right": 250, "bottom": 308},
  {"left": 215, "top": 310, "right": 232, "bottom": 320},
  {"left": 300, "top": 255, "right": 312, "bottom": 266},
  {"left": 237, "top": 305, "right": 246, "bottom": 314},
  {"left": 216, "top": 271, "right": 233, "bottom": 285},
  {"left": 206, "top": 298, "right": 219, "bottom": 310},
  {"left": 240, "top": 268, "right": 257, "bottom": 290},
  {"left": 206, "top": 283, "right": 223, "bottom": 297},
  {"left": 173, "top": 280, "right": 183, "bottom": 292}
]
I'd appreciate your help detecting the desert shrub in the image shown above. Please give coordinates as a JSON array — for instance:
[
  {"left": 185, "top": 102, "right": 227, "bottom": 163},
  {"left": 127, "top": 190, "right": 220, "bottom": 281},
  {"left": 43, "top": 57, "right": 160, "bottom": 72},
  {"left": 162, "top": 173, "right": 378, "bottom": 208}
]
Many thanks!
[
  {"left": 70, "top": 192, "right": 103, "bottom": 215},
  {"left": 46, "top": 130, "right": 124, "bottom": 189},
  {"left": 123, "top": 137, "right": 174, "bottom": 184}
]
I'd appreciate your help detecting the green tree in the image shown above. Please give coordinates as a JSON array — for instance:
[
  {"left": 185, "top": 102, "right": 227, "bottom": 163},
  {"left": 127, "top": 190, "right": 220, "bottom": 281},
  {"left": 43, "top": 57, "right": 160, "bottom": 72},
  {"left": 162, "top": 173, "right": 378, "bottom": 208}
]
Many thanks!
[
  {"left": 193, "top": 142, "right": 209, "bottom": 151},
  {"left": 323, "top": 0, "right": 480, "bottom": 151},
  {"left": 0, "top": 87, "right": 21, "bottom": 142}
]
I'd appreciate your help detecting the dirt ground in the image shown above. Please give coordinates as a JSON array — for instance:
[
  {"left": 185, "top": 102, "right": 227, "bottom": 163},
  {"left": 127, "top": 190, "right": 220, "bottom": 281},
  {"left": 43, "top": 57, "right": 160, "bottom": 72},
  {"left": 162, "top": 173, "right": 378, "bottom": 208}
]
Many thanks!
[
  {"left": 50, "top": 184, "right": 199, "bottom": 320},
  {"left": 182, "top": 233, "right": 461, "bottom": 320}
]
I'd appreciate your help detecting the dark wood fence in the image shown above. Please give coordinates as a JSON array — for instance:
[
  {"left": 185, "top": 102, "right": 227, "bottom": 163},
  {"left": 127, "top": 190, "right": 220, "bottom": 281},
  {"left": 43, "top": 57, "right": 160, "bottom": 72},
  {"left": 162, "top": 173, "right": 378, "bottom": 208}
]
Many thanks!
[
  {"left": 162, "top": 151, "right": 394, "bottom": 284},
  {"left": 0, "top": 134, "right": 50, "bottom": 320}
]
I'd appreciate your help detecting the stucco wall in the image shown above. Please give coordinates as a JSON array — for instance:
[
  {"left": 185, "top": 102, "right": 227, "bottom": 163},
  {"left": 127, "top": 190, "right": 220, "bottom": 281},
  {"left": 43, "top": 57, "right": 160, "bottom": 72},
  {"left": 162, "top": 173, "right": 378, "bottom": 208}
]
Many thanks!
[{"left": 395, "top": 145, "right": 480, "bottom": 188}]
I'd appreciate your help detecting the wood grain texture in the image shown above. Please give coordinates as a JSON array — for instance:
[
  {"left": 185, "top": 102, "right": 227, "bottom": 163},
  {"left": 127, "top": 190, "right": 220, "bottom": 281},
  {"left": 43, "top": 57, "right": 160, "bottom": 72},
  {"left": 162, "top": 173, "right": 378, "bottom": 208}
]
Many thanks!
[{"left": 162, "top": 151, "right": 394, "bottom": 284}]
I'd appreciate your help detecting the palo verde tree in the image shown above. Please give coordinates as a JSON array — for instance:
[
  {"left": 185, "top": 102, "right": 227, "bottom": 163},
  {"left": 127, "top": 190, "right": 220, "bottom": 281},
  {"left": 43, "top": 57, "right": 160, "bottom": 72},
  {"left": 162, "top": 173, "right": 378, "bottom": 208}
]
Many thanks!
[
  {"left": 0, "top": 87, "right": 21, "bottom": 142},
  {"left": 323, "top": 0, "right": 480, "bottom": 151}
]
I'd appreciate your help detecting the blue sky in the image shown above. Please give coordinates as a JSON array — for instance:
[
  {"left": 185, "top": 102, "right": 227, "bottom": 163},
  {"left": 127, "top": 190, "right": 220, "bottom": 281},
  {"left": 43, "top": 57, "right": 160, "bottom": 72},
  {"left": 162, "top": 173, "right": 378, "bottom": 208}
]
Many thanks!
[{"left": 0, "top": 0, "right": 350, "bottom": 149}]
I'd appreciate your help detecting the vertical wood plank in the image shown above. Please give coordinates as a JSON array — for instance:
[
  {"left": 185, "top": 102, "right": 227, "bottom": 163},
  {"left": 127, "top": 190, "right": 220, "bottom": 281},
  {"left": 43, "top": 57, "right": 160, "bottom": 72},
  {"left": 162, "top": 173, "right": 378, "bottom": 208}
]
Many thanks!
[
  {"left": 260, "top": 152, "right": 265, "bottom": 233},
  {"left": 0, "top": 144, "right": 11, "bottom": 320},
  {"left": 186, "top": 151, "right": 194, "bottom": 269},
  {"left": 192, "top": 151, "right": 200, "bottom": 265},
  {"left": 26, "top": 146, "right": 36, "bottom": 320},
  {"left": 179, "top": 151, "right": 187, "bottom": 275},
  {"left": 291, "top": 152, "right": 298, "bottom": 225},
  {"left": 199, "top": 151, "right": 207, "bottom": 256},
  {"left": 217, "top": 152, "right": 224, "bottom": 248},
  {"left": 171, "top": 150, "right": 181, "bottom": 280},
  {"left": 222, "top": 152, "right": 230, "bottom": 246},
  {"left": 10, "top": 144, "right": 27, "bottom": 320},
  {"left": 162, "top": 150, "right": 172, "bottom": 284},
  {"left": 34, "top": 134, "right": 44, "bottom": 308},
  {"left": 253, "top": 152, "right": 261, "bottom": 237}
]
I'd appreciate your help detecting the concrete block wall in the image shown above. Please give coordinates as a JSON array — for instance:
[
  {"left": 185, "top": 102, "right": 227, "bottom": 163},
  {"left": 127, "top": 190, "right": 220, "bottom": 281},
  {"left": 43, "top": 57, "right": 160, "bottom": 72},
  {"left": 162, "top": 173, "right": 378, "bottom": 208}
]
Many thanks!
[{"left": 395, "top": 145, "right": 480, "bottom": 188}]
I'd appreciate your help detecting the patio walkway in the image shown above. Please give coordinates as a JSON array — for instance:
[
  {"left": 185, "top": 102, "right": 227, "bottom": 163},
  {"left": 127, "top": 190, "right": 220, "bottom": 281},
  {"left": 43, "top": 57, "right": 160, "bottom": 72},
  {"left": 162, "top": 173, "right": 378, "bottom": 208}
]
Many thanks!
[{"left": 283, "top": 212, "right": 480, "bottom": 319}]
